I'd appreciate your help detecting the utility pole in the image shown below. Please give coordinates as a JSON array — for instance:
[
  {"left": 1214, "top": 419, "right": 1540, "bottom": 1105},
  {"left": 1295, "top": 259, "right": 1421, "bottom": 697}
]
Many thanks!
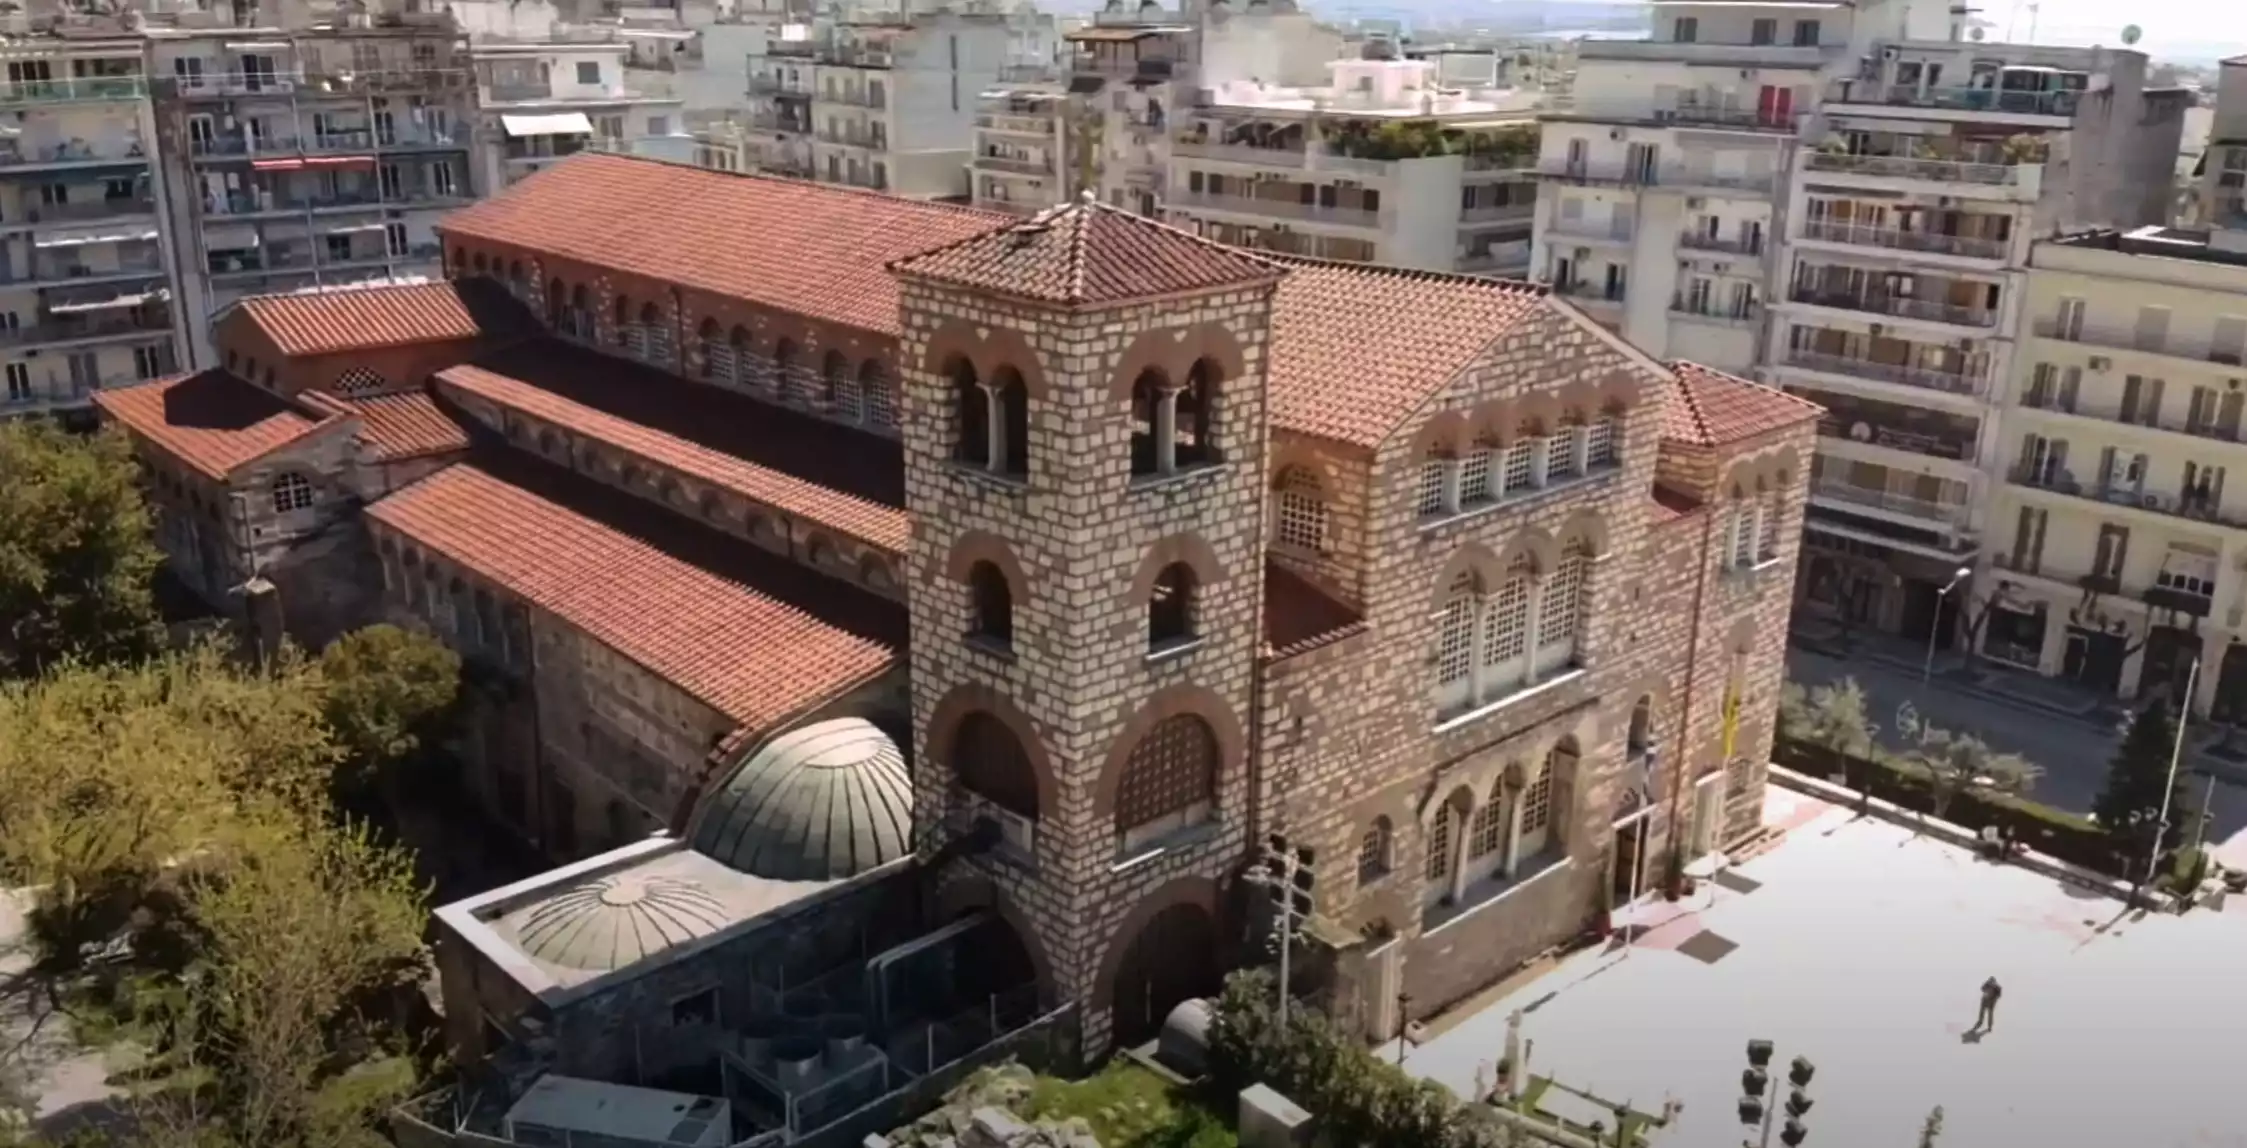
[
  {"left": 2144, "top": 656, "right": 2200, "bottom": 904},
  {"left": 1244, "top": 832, "right": 1315, "bottom": 1025}
]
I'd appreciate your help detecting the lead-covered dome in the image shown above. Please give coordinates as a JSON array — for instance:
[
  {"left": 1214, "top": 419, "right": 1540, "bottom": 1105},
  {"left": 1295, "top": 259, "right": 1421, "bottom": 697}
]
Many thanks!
[
  {"left": 515, "top": 873, "right": 731, "bottom": 971},
  {"left": 691, "top": 718, "right": 914, "bottom": 881}
]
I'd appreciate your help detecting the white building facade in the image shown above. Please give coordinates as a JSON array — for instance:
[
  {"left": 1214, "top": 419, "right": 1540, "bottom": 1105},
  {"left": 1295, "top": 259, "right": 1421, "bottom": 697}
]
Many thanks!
[{"left": 472, "top": 40, "right": 690, "bottom": 191}]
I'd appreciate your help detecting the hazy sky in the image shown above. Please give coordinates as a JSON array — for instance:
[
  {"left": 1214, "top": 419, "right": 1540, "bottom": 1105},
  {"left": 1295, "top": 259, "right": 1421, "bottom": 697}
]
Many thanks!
[{"left": 1970, "top": 0, "right": 2245, "bottom": 58}]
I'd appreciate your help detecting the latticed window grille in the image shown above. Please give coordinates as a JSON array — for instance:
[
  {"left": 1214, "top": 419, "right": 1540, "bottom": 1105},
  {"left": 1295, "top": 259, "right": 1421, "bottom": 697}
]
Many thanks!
[
  {"left": 831, "top": 361, "right": 864, "bottom": 422},
  {"left": 1357, "top": 819, "right": 1391, "bottom": 883},
  {"left": 863, "top": 366, "right": 897, "bottom": 429},
  {"left": 1467, "top": 800, "right": 1505, "bottom": 858},
  {"left": 1503, "top": 438, "right": 1537, "bottom": 492},
  {"left": 1114, "top": 714, "right": 1218, "bottom": 832},
  {"left": 1275, "top": 467, "right": 1328, "bottom": 551},
  {"left": 1417, "top": 451, "right": 1450, "bottom": 517},
  {"left": 1480, "top": 566, "right": 1533, "bottom": 676},
  {"left": 271, "top": 472, "right": 314, "bottom": 513},
  {"left": 1538, "top": 547, "right": 1589, "bottom": 656},
  {"left": 334, "top": 366, "right": 387, "bottom": 396},
  {"left": 1587, "top": 416, "right": 1619, "bottom": 466},
  {"left": 1424, "top": 810, "right": 1452, "bottom": 881},
  {"left": 1520, "top": 769, "right": 1554, "bottom": 835},
  {"left": 1758, "top": 493, "right": 1782, "bottom": 558},
  {"left": 1436, "top": 572, "right": 1479, "bottom": 686},
  {"left": 1730, "top": 503, "right": 1757, "bottom": 567},
  {"left": 1460, "top": 439, "right": 1497, "bottom": 504},
  {"left": 703, "top": 341, "right": 737, "bottom": 383},
  {"left": 1548, "top": 423, "right": 1583, "bottom": 481}
]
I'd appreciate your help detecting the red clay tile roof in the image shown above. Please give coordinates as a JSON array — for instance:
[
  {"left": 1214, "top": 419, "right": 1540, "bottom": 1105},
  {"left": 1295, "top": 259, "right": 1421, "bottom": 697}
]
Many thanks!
[
  {"left": 1266, "top": 260, "right": 1549, "bottom": 449},
  {"left": 432, "top": 339, "right": 905, "bottom": 546},
  {"left": 1662, "top": 361, "right": 1824, "bottom": 447},
  {"left": 93, "top": 371, "right": 333, "bottom": 480},
  {"left": 435, "top": 349, "right": 907, "bottom": 553},
  {"left": 234, "top": 279, "right": 536, "bottom": 357},
  {"left": 366, "top": 451, "right": 903, "bottom": 729},
  {"left": 438, "top": 154, "right": 1008, "bottom": 337},
  {"left": 1649, "top": 485, "right": 1701, "bottom": 524},
  {"left": 890, "top": 194, "right": 1283, "bottom": 308},
  {"left": 334, "top": 390, "right": 473, "bottom": 462},
  {"left": 1263, "top": 563, "right": 1365, "bottom": 660}
]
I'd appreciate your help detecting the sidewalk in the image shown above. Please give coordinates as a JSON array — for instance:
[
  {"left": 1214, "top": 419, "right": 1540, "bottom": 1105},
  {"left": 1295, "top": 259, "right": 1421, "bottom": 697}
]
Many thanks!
[{"left": 1790, "top": 624, "right": 2125, "bottom": 726}]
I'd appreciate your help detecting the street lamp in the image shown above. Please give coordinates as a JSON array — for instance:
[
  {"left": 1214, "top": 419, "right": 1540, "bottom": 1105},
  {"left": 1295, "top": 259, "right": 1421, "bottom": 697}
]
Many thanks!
[
  {"left": 1920, "top": 565, "right": 1974, "bottom": 699},
  {"left": 1739, "top": 1040, "right": 1814, "bottom": 1148}
]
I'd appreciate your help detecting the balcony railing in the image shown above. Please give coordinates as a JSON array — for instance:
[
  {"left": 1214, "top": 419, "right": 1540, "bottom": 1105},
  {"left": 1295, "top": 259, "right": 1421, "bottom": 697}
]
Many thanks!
[
  {"left": 1830, "top": 84, "right": 2079, "bottom": 118},
  {"left": 1545, "top": 218, "right": 1633, "bottom": 243},
  {"left": 816, "top": 130, "right": 885, "bottom": 149},
  {"left": 1781, "top": 350, "right": 1985, "bottom": 396},
  {"left": 824, "top": 86, "right": 886, "bottom": 109},
  {"left": 1670, "top": 298, "right": 1761, "bottom": 326},
  {"left": 1799, "top": 219, "right": 2007, "bottom": 260},
  {"left": 192, "top": 135, "right": 300, "bottom": 157},
  {"left": 748, "top": 76, "right": 814, "bottom": 97},
  {"left": 1537, "top": 159, "right": 1658, "bottom": 186},
  {"left": 1460, "top": 203, "right": 1535, "bottom": 224},
  {"left": 818, "top": 46, "right": 894, "bottom": 68},
  {"left": 1788, "top": 286, "right": 1998, "bottom": 328},
  {"left": 1554, "top": 281, "right": 1628, "bottom": 305},
  {"left": 1677, "top": 231, "right": 1763, "bottom": 256},
  {"left": 976, "top": 112, "right": 1053, "bottom": 135},
  {"left": 307, "top": 130, "right": 374, "bottom": 152},
  {"left": 0, "top": 312, "right": 171, "bottom": 347},
  {"left": 10, "top": 198, "right": 157, "bottom": 224},
  {"left": 1809, "top": 475, "right": 1967, "bottom": 523},
  {"left": 0, "top": 142, "right": 146, "bottom": 168},
  {"left": 975, "top": 154, "right": 1052, "bottom": 177},
  {"left": 1174, "top": 139, "right": 1308, "bottom": 168},
  {"left": 1545, "top": 96, "right": 1800, "bottom": 132},
  {"left": 0, "top": 76, "right": 146, "bottom": 105},
  {"left": 1816, "top": 415, "right": 1974, "bottom": 461},
  {"left": 2010, "top": 466, "right": 2247, "bottom": 530},
  {"left": 1166, "top": 190, "right": 1382, "bottom": 228},
  {"left": 486, "top": 81, "right": 553, "bottom": 102},
  {"left": 2031, "top": 319, "right": 2247, "bottom": 370},
  {"left": 1803, "top": 151, "right": 2035, "bottom": 188}
]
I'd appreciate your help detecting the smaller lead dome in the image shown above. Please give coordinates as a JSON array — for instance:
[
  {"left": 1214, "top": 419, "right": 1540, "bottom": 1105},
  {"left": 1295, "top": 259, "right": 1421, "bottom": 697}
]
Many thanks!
[
  {"left": 515, "top": 874, "right": 731, "bottom": 971},
  {"left": 691, "top": 718, "right": 914, "bottom": 882}
]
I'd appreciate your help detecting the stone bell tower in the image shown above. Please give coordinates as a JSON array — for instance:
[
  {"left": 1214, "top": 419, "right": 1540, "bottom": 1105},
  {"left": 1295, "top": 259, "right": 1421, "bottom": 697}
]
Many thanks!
[{"left": 889, "top": 195, "right": 1285, "bottom": 1052}]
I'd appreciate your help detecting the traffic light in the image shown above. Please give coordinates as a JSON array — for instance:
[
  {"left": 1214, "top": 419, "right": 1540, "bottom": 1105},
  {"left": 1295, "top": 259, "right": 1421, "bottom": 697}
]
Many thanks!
[
  {"left": 1746, "top": 1039, "right": 1775, "bottom": 1068},
  {"left": 1780, "top": 1118, "right": 1807, "bottom": 1146},
  {"left": 1786, "top": 1089, "right": 1814, "bottom": 1119},
  {"left": 1789, "top": 1056, "right": 1816, "bottom": 1089}
]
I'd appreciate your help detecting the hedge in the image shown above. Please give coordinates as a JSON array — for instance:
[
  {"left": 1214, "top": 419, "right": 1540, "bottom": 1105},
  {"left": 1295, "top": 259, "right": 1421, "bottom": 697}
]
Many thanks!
[{"left": 1772, "top": 736, "right": 2125, "bottom": 876}]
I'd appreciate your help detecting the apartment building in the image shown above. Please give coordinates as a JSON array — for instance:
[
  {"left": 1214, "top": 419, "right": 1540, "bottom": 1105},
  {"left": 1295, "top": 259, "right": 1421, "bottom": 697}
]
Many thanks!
[
  {"left": 2198, "top": 57, "right": 2247, "bottom": 238},
  {"left": 0, "top": 32, "right": 183, "bottom": 421},
  {"left": 1167, "top": 48, "right": 1540, "bottom": 273},
  {"left": 96, "top": 156, "right": 1813, "bottom": 1118},
  {"left": 471, "top": 40, "right": 689, "bottom": 191},
  {"left": 145, "top": 17, "right": 479, "bottom": 368},
  {"left": 1775, "top": 41, "right": 2186, "bottom": 643},
  {"left": 969, "top": 85, "right": 1075, "bottom": 212},
  {"left": 1989, "top": 227, "right": 2247, "bottom": 718}
]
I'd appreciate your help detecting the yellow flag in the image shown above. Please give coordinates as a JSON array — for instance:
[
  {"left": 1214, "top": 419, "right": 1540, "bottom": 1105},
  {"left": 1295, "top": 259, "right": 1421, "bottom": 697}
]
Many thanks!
[{"left": 1721, "top": 681, "right": 1742, "bottom": 761}]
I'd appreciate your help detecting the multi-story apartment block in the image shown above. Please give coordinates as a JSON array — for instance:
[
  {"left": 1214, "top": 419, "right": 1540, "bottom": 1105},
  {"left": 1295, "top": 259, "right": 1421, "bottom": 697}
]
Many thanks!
[
  {"left": 145, "top": 17, "right": 479, "bottom": 368},
  {"left": 94, "top": 154, "right": 1814, "bottom": 1143},
  {"left": 1776, "top": 42, "right": 2186, "bottom": 642},
  {"left": 471, "top": 39, "right": 690, "bottom": 191},
  {"left": 969, "top": 85, "right": 1076, "bottom": 212},
  {"left": 2198, "top": 57, "right": 2247, "bottom": 238},
  {"left": 0, "top": 31, "right": 185, "bottom": 421},
  {"left": 1167, "top": 49, "right": 1540, "bottom": 273}
]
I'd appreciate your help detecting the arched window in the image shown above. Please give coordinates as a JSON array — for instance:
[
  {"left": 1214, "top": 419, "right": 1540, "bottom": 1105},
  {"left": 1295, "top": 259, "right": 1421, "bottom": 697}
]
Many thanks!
[
  {"left": 1627, "top": 695, "right": 1653, "bottom": 759},
  {"left": 1357, "top": 817, "right": 1392, "bottom": 884},
  {"left": 1424, "top": 806, "right": 1454, "bottom": 883},
  {"left": 1549, "top": 414, "right": 1586, "bottom": 481},
  {"left": 270, "top": 472, "right": 315, "bottom": 513},
  {"left": 398, "top": 547, "right": 421, "bottom": 609},
  {"left": 860, "top": 557, "right": 895, "bottom": 593},
  {"left": 1503, "top": 419, "right": 1542, "bottom": 494},
  {"left": 471, "top": 252, "right": 488, "bottom": 274},
  {"left": 507, "top": 260, "right": 525, "bottom": 295},
  {"left": 952, "top": 359, "right": 990, "bottom": 466},
  {"left": 1467, "top": 798, "right": 1505, "bottom": 859},
  {"left": 1534, "top": 541, "right": 1591, "bottom": 673},
  {"left": 475, "top": 588, "right": 499, "bottom": 651},
  {"left": 725, "top": 325, "right": 754, "bottom": 387},
  {"left": 656, "top": 476, "right": 685, "bottom": 508},
  {"left": 1460, "top": 432, "right": 1499, "bottom": 506},
  {"left": 610, "top": 293, "right": 631, "bottom": 344},
  {"left": 699, "top": 489, "right": 728, "bottom": 524},
  {"left": 1115, "top": 714, "right": 1219, "bottom": 850},
  {"left": 805, "top": 537, "right": 835, "bottom": 569},
  {"left": 450, "top": 246, "right": 465, "bottom": 271},
  {"left": 449, "top": 576, "right": 472, "bottom": 639},
  {"left": 967, "top": 561, "right": 1012, "bottom": 646},
  {"left": 1758, "top": 487, "right": 1783, "bottom": 560},
  {"left": 606, "top": 800, "right": 632, "bottom": 847},
  {"left": 1416, "top": 443, "right": 1452, "bottom": 518},
  {"left": 632, "top": 301, "right": 664, "bottom": 362},
  {"left": 568, "top": 284, "right": 591, "bottom": 341},
  {"left": 1587, "top": 413, "right": 1620, "bottom": 467},
  {"left": 1273, "top": 466, "right": 1327, "bottom": 552},
  {"left": 994, "top": 368, "right": 1029, "bottom": 478},
  {"left": 619, "top": 462, "right": 644, "bottom": 490},
  {"left": 1516, "top": 742, "right": 1575, "bottom": 860},
  {"left": 696, "top": 317, "right": 724, "bottom": 379},
  {"left": 1148, "top": 563, "right": 1196, "bottom": 650},
  {"left": 1480, "top": 554, "right": 1536, "bottom": 694},
  {"left": 1129, "top": 370, "right": 1167, "bottom": 477},
  {"left": 822, "top": 349, "right": 855, "bottom": 418},
  {"left": 537, "top": 429, "right": 561, "bottom": 459},
  {"left": 953, "top": 712, "right": 1039, "bottom": 820},
  {"left": 771, "top": 338, "right": 799, "bottom": 401},
  {"left": 1729, "top": 487, "right": 1758, "bottom": 568},
  {"left": 861, "top": 360, "right": 895, "bottom": 430},
  {"left": 1434, "top": 570, "right": 1480, "bottom": 707}
]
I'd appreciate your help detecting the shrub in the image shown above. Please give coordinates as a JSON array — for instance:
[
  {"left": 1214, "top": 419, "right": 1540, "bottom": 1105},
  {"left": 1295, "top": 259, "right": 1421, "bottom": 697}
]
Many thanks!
[{"left": 1206, "top": 970, "right": 1521, "bottom": 1148}]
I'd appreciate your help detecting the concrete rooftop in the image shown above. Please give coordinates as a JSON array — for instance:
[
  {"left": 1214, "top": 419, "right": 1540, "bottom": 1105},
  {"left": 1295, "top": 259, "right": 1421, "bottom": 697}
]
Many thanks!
[{"left": 1396, "top": 789, "right": 2247, "bottom": 1148}]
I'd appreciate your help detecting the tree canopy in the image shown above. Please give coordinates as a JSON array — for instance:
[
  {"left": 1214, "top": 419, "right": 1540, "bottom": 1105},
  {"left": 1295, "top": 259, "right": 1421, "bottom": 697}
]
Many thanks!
[
  {"left": 2093, "top": 698, "right": 2185, "bottom": 865},
  {"left": 0, "top": 421, "right": 163, "bottom": 677}
]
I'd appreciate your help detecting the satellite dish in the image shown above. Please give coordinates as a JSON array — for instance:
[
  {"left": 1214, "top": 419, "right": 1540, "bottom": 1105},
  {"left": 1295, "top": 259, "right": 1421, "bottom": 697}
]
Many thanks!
[
  {"left": 2121, "top": 24, "right": 2142, "bottom": 45},
  {"left": 1970, "top": 26, "right": 1986, "bottom": 41}
]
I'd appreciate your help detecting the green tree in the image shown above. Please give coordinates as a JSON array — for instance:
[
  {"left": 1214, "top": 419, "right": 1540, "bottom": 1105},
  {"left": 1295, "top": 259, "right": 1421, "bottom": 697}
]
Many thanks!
[
  {"left": 0, "top": 422, "right": 163, "bottom": 677},
  {"left": 1919, "top": 1105, "right": 1945, "bottom": 1147},
  {"left": 1899, "top": 721, "right": 2039, "bottom": 824},
  {"left": 317, "top": 623, "right": 462, "bottom": 797},
  {"left": 1783, "top": 678, "right": 1875, "bottom": 783},
  {"left": 2093, "top": 698, "right": 2184, "bottom": 866}
]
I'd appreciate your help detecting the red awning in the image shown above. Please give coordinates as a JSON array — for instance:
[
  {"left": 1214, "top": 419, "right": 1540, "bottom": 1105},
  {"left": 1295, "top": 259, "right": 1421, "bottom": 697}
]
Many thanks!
[
  {"left": 305, "top": 155, "right": 375, "bottom": 169},
  {"left": 251, "top": 158, "right": 304, "bottom": 171}
]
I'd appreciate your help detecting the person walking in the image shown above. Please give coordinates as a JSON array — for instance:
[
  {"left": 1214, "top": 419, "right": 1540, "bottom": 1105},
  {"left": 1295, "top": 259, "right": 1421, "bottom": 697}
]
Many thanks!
[{"left": 1976, "top": 977, "right": 2002, "bottom": 1031}]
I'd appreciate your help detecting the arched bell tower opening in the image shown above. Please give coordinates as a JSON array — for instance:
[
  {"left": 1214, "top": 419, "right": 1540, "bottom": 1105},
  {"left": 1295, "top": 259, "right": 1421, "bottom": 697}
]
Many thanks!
[{"left": 891, "top": 199, "right": 1283, "bottom": 1054}]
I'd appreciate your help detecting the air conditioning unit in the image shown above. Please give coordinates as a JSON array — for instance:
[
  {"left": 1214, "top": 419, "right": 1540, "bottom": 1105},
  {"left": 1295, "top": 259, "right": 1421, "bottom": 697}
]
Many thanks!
[
  {"left": 1574, "top": 247, "right": 1592, "bottom": 259},
  {"left": 2090, "top": 355, "right": 2112, "bottom": 371},
  {"left": 1686, "top": 197, "right": 1706, "bottom": 209},
  {"left": 1609, "top": 128, "right": 1625, "bottom": 141},
  {"left": 1882, "top": 46, "right": 1901, "bottom": 61}
]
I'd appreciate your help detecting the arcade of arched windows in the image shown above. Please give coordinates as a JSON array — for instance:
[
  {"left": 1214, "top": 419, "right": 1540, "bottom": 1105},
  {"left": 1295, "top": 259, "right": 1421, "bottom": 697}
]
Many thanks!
[
  {"left": 947, "top": 355, "right": 1030, "bottom": 480},
  {"left": 1127, "top": 356, "right": 1224, "bottom": 480},
  {"left": 1415, "top": 407, "right": 1625, "bottom": 524},
  {"left": 374, "top": 532, "right": 530, "bottom": 671},
  {"left": 1419, "top": 739, "right": 1581, "bottom": 907},
  {"left": 1430, "top": 529, "right": 1602, "bottom": 719}
]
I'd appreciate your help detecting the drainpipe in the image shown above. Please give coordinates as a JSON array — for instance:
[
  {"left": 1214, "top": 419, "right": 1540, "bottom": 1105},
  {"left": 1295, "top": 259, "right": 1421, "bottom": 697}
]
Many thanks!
[{"left": 1662, "top": 484, "right": 1718, "bottom": 861}]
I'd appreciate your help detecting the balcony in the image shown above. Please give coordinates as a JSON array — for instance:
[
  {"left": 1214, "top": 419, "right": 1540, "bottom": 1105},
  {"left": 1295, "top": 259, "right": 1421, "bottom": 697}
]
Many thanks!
[
  {"left": 1537, "top": 160, "right": 1775, "bottom": 196},
  {"left": 1827, "top": 84, "right": 2079, "bottom": 119},
  {"left": 1554, "top": 280, "right": 1628, "bottom": 308},
  {"left": 21, "top": 252, "right": 165, "bottom": 286},
  {"left": 1544, "top": 95, "right": 1800, "bottom": 133},
  {"left": 975, "top": 152, "right": 1052, "bottom": 177},
  {"left": 1809, "top": 474, "right": 1970, "bottom": 526},
  {"left": 1669, "top": 297, "right": 1761, "bottom": 327},
  {"left": 3, "top": 198, "right": 157, "bottom": 226},
  {"left": 1787, "top": 285, "right": 1998, "bottom": 330},
  {"left": 815, "top": 129, "right": 886, "bottom": 150},
  {"left": 823, "top": 86, "right": 886, "bottom": 109},
  {"left": 0, "top": 75, "right": 146, "bottom": 106},
  {"left": 1803, "top": 150, "right": 2042, "bottom": 192},
  {"left": 2031, "top": 320, "right": 2247, "bottom": 375},
  {"left": 1779, "top": 349, "right": 1986, "bottom": 398},
  {"left": 1174, "top": 138, "right": 1308, "bottom": 169},
  {"left": 485, "top": 81, "right": 553, "bottom": 102},
  {"left": 1166, "top": 190, "right": 1382, "bottom": 229},
  {"left": 2010, "top": 465, "right": 2247, "bottom": 531},
  {"left": 1574, "top": 39, "right": 1833, "bottom": 69},
  {"left": 1677, "top": 230, "right": 1764, "bottom": 257},
  {"left": 1797, "top": 219, "right": 2007, "bottom": 261},
  {"left": 306, "top": 130, "right": 375, "bottom": 154},
  {"left": 1545, "top": 217, "right": 1633, "bottom": 246},
  {"left": 0, "top": 141, "right": 147, "bottom": 172},
  {"left": 1537, "top": 159, "right": 1656, "bottom": 187},
  {"left": 192, "top": 134, "right": 300, "bottom": 158},
  {"left": 1815, "top": 413, "right": 1974, "bottom": 462},
  {"left": 818, "top": 46, "right": 894, "bottom": 69},
  {"left": 0, "top": 309, "right": 171, "bottom": 349},
  {"left": 1460, "top": 202, "right": 1534, "bottom": 225},
  {"left": 748, "top": 76, "right": 814, "bottom": 98}
]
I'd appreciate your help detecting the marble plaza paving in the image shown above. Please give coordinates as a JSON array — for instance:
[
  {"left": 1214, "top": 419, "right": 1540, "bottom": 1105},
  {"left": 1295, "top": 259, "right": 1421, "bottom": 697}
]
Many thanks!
[{"left": 1395, "top": 789, "right": 2247, "bottom": 1148}]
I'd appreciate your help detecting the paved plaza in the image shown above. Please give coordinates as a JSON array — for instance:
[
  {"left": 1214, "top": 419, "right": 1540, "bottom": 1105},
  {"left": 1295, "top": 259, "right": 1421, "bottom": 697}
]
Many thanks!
[{"left": 1396, "top": 788, "right": 2247, "bottom": 1148}]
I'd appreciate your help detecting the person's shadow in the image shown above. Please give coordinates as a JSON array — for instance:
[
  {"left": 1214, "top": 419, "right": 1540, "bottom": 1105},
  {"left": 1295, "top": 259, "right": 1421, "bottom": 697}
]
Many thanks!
[{"left": 1960, "top": 1025, "right": 1985, "bottom": 1044}]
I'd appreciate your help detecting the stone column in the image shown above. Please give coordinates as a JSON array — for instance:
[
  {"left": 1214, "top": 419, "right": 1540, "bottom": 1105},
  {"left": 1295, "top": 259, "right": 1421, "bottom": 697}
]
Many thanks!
[
  {"left": 1528, "top": 436, "right": 1551, "bottom": 487},
  {"left": 1502, "top": 787, "right": 1527, "bottom": 878},
  {"left": 1446, "top": 806, "right": 1472, "bottom": 903},
  {"left": 1154, "top": 386, "right": 1179, "bottom": 474},
  {"left": 982, "top": 382, "right": 1007, "bottom": 472},
  {"left": 1520, "top": 577, "right": 1547, "bottom": 686}
]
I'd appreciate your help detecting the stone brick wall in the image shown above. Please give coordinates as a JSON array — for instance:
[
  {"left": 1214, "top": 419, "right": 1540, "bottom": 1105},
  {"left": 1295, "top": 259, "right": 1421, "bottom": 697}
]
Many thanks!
[
  {"left": 212, "top": 305, "right": 485, "bottom": 398},
  {"left": 1267, "top": 433, "right": 1370, "bottom": 606},
  {"left": 894, "top": 276, "right": 1276, "bottom": 1053}
]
